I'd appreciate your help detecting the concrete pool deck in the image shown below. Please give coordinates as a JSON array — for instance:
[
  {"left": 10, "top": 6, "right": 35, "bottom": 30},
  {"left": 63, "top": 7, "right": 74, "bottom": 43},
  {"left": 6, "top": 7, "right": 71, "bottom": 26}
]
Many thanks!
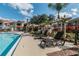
[{"left": 13, "top": 32, "right": 76, "bottom": 56}]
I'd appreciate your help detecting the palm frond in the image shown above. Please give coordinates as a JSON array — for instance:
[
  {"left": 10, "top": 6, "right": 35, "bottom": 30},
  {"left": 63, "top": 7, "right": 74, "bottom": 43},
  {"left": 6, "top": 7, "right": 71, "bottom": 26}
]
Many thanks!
[{"left": 48, "top": 3, "right": 69, "bottom": 11}]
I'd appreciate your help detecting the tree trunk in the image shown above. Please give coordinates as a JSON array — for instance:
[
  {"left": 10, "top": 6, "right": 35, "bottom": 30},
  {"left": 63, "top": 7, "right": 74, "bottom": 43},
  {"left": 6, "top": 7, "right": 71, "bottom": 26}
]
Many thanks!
[
  {"left": 63, "top": 22, "right": 66, "bottom": 39},
  {"left": 57, "top": 11, "right": 60, "bottom": 30},
  {"left": 57, "top": 11, "right": 60, "bottom": 19},
  {"left": 74, "top": 21, "right": 78, "bottom": 45}
]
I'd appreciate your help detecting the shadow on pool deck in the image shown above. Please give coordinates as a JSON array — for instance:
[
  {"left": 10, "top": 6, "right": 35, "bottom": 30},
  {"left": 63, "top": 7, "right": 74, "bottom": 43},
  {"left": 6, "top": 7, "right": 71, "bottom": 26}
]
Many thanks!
[
  {"left": 13, "top": 34, "right": 76, "bottom": 56},
  {"left": 47, "top": 47, "right": 79, "bottom": 56}
]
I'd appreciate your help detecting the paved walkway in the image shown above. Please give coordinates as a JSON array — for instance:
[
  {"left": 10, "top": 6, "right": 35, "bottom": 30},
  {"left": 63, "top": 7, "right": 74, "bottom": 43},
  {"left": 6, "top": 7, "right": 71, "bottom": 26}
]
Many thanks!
[{"left": 13, "top": 33, "right": 75, "bottom": 56}]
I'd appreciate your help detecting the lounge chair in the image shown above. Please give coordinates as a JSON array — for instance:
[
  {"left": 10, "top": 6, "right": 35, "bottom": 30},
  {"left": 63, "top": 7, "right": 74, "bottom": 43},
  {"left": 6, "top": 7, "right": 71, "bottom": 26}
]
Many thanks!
[{"left": 39, "top": 31, "right": 65, "bottom": 49}]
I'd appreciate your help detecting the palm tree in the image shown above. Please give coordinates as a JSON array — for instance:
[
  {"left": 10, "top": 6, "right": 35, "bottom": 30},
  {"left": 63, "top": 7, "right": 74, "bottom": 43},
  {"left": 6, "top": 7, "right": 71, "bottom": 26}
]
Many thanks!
[
  {"left": 48, "top": 3, "right": 69, "bottom": 31},
  {"left": 48, "top": 3, "right": 69, "bottom": 41},
  {"left": 48, "top": 3, "right": 68, "bottom": 19},
  {"left": 61, "top": 15, "right": 72, "bottom": 39}
]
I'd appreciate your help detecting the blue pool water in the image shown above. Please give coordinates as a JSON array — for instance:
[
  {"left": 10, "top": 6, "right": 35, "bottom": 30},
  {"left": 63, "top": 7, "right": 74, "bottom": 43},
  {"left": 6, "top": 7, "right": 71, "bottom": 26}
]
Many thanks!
[{"left": 0, "top": 32, "right": 21, "bottom": 56}]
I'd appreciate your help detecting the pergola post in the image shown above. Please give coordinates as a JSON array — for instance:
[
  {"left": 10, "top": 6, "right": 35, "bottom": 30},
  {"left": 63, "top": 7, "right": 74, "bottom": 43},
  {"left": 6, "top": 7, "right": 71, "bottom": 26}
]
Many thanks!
[
  {"left": 74, "top": 21, "right": 78, "bottom": 45},
  {"left": 61, "top": 15, "right": 67, "bottom": 39}
]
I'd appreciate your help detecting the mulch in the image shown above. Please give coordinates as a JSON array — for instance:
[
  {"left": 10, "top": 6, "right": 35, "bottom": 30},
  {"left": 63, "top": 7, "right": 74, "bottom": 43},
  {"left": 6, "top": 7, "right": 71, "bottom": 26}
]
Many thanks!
[{"left": 47, "top": 47, "right": 79, "bottom": 56}]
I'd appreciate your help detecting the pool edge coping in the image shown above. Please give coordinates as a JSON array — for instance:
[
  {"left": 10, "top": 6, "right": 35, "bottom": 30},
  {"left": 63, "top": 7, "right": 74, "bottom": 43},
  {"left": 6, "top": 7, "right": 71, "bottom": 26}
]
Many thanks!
[{"left": 6, "top": 35, "right": 22, "bottom": 56}]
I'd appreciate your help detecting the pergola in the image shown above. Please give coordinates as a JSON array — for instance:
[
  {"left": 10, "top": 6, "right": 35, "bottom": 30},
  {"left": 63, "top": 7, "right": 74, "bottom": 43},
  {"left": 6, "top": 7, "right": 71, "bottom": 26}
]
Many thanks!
[{"left": 68, "top": 18, "right": 79, "bottom": 45}]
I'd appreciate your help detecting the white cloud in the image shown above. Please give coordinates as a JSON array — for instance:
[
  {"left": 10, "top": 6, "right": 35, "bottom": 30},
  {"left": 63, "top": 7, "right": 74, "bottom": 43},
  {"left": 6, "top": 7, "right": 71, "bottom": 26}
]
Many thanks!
[
  {"left": 55, "top": 8, "right": 79, "bottom": 20},
  {"left": 55, "top": 12, "right": 72, "bottom": 20},
  {"left": 7, "top": 3, "right": 34, "bottom": 17},
  {"left": 55, "top": 12, "right": 72, "bottom": 18},
  {"left": 71, "top": 8, "right": 79, "bottom": 16},
  {"left": 0, "top": 17, "right": 17, "bottom": 21},
  {"left": 71, "top": 8, "right": 78, "bottom": 12},
  {"left": 0, "top": 17, "right": 10, "bottom": 20},
  {"left": 60, "top": 12, "right": 72, "bottom": 17},
  {"left": 0, "top": 17, "right": 8, "bottom": 20},
  {"left": 72, "top": 12, "right": 77, "bottom": 15}
]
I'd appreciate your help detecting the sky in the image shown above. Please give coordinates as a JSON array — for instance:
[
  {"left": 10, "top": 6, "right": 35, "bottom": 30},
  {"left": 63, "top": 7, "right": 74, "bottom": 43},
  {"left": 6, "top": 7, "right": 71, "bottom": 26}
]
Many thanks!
[{"left": 0, "top": 3, "right": 79, "bottom": 21}]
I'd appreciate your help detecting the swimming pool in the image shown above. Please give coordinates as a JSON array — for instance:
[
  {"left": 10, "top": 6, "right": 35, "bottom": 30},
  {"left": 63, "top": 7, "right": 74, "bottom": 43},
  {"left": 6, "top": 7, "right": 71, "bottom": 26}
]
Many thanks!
[{"left": 0, "top": 32, "right": 21, "bottom": 56}]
